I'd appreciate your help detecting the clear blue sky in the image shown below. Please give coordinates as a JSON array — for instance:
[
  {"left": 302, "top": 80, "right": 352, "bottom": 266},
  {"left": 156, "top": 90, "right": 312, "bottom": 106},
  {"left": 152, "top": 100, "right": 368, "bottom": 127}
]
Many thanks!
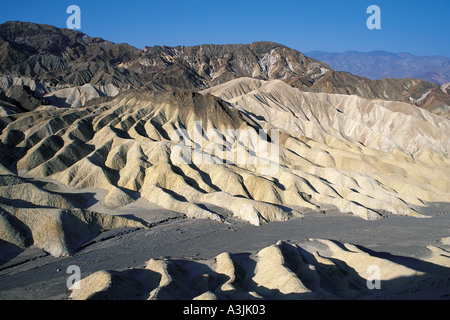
[{"left": 1, "top": 0, "right": 449, "bottom": 57}]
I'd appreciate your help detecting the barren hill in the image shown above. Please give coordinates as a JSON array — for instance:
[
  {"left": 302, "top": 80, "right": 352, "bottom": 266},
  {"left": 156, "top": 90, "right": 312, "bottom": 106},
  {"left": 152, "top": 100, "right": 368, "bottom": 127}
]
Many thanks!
[
  {"left": 69, "top": 238, "right": 450, "bottom": 300},
  {"left": 1, "top": 21, "right": 448, "bottom": 118},
  {"left": 0, "top": 21, "right": 450, "bottom": 301},
  {"left": 1, "top": 79, "right": 448, "bottom": 229}
]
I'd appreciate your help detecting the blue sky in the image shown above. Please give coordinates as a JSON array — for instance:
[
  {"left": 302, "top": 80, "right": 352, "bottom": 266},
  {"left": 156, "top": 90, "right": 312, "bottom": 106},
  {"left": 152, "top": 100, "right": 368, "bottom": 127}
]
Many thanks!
[{"left": 1, "top": 0, "right": 449, "bottom": 57}]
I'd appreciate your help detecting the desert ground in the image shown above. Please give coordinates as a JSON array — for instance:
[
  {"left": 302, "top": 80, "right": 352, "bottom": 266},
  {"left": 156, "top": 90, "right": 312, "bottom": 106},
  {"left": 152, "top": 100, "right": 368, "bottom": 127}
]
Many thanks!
[
  {"left": 1, "top": 23, "right": 449, "bottom": 301},
  {"left": 1, "top": 180, "right": 449, "bottom": 300}
]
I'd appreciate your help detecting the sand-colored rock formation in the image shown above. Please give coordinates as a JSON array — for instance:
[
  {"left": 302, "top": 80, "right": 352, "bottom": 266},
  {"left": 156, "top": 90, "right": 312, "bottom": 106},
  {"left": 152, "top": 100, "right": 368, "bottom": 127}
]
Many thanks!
[
  {"left": 43, "top": 83, "right": 120, "bottom": 108},
  {"left": 1, "top": 78, "right": 449, "bottom": 226},
  {"left": 0, "top": 174, "right": 147, "bottom": 258},
  {"left": 203, "top": 78, "right": 450, "bottom": 219},
  {"left": 69, "top": 238, "right": 450, "bottom": 300},
  {"left": 0, "top": 205, "right": 146, "bottom": 257},
  {"left": 2, "top": 22, "right": 449, "bottom": 118}
]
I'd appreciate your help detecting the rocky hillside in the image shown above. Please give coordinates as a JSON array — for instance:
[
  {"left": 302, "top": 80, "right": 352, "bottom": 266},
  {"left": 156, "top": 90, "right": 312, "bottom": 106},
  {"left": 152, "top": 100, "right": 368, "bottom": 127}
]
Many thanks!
[
  {"left": 1, "top": 21, "right": 449, "bottom": 301},
  {"left": 69, "top": 238, "right": 450, "bottom": 300},
  {"left": 1, "top": 79, "right": 448, "bottom": 227},
  {"left": 0, "top": 21, "right": 449, "bottom": 118}
]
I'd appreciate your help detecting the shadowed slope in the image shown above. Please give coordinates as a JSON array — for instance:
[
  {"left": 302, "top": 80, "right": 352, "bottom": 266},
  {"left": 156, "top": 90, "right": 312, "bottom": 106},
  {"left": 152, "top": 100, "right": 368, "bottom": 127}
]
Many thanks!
[
  {"left": 69, "top": 238, "right": 450, "bottom": 300},
  {"left": 1, "top": 21, "right": 448, "bottom": 117},
  {"left": 1, "top": 80, "right": 449, "bottom": 224}
]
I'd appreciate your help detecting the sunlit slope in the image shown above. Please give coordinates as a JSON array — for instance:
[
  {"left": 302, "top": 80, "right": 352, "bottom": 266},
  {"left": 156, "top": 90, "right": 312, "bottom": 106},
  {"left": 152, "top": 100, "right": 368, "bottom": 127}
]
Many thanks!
[{"left": 1, "top": 79, "right": 449, "bottom": 225}]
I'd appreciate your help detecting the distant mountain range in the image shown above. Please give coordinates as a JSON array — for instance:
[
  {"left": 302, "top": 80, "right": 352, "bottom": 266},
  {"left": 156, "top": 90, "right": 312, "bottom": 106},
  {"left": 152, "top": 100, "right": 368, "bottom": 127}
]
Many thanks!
[
  {"left": 0, "top": 22, "right": 449, "bottom": 300},
  {"left": 0, "top": 21, "right": 448, "bottom": 118},
  {"left": 306, "top": 50, "right": 450, "bottom": 85}
]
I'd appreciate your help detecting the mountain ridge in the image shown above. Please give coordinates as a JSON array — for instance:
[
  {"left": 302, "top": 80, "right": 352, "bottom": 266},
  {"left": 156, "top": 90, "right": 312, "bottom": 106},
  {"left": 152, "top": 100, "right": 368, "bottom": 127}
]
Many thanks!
[
  {"left": 307, "top": 49, "right": 450, "bottom": 85},
  {"left": 0, "top": 21, "right": 449, "bottom": 118},
  {"left": 0, "top": 22, "right": 450, "bottom": 300}
]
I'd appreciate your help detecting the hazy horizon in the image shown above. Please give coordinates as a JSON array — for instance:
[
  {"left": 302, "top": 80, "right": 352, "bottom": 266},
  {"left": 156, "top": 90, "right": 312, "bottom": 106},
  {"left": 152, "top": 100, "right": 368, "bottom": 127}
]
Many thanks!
[{"left": 1, "top": 0, "right": 449, "bottom": 57}]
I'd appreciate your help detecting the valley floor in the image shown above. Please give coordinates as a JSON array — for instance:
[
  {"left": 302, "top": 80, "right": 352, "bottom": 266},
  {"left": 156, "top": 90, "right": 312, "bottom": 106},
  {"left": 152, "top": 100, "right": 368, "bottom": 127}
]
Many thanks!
[{"left": 1, "top": 199, "right": 449, "bottom": 300}]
